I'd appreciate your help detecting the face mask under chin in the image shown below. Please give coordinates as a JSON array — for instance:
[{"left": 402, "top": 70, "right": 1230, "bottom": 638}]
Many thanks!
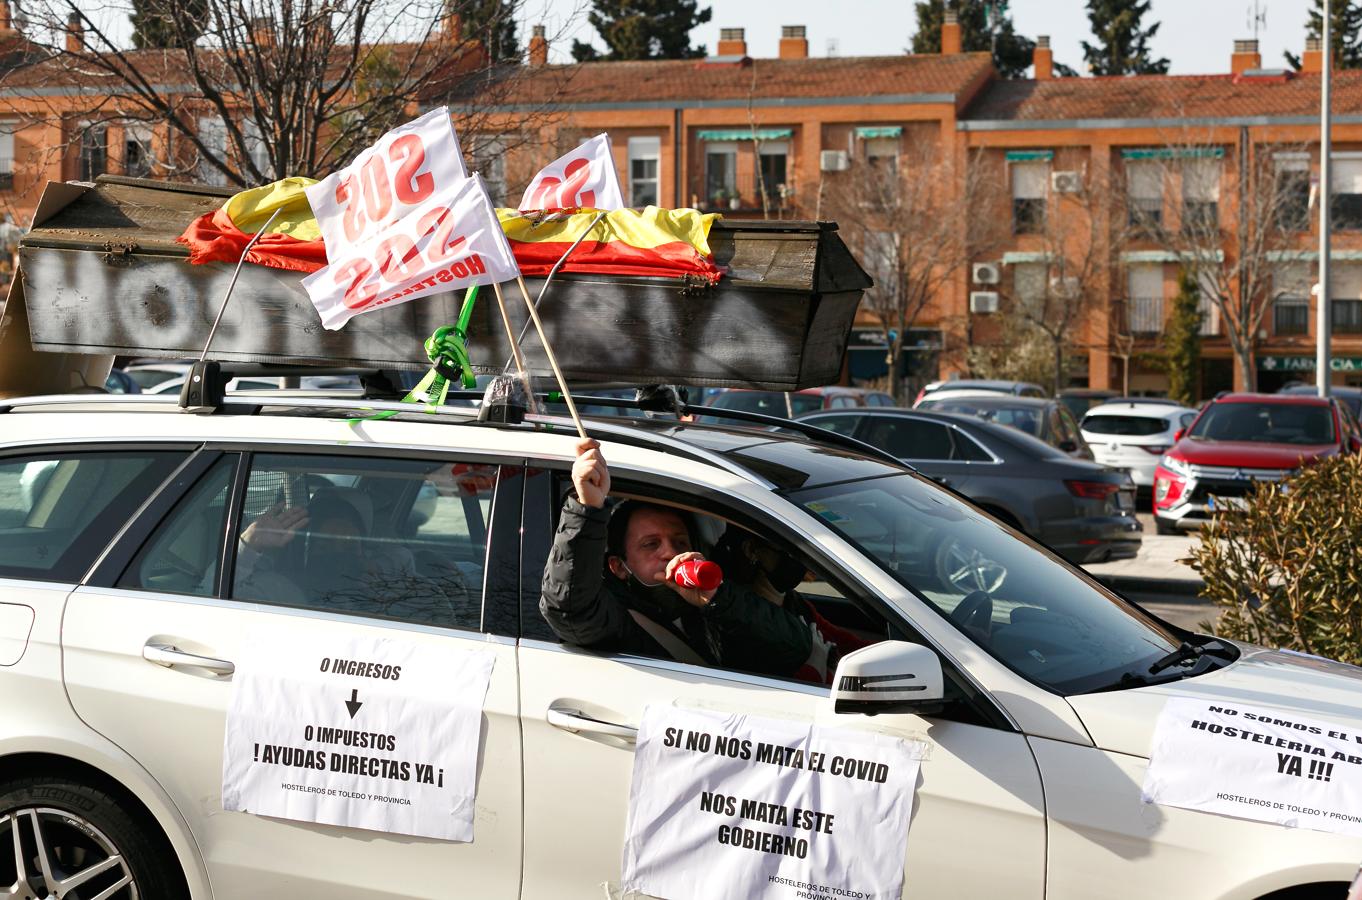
[{"left": 622, "top": 563, "right": 689, "bottom": 618}]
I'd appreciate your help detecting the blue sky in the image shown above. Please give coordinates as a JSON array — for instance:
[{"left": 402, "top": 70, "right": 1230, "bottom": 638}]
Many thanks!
[{"left": 523, "top": 0, "right": 1315, "bottom": 75}]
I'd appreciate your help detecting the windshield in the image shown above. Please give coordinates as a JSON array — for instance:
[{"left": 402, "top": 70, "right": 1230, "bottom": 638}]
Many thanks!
[
  {"left": 790, "top": 474, "right": 1182, "bottom": 694},
  {"left": 1188, "top": 403, "right": 1335, "bottom": 445}
]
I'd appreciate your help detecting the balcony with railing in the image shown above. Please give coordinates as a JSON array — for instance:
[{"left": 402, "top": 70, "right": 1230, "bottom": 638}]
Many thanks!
[
  {"left": 1127, "top": 197, "right": 1162, "bottom": 232},
  {"left": 688, "top": 171, "right": 799, "bottom": 216},
  {"left": 1127, "top": 295, "right": 1164, "bottom": 336}
]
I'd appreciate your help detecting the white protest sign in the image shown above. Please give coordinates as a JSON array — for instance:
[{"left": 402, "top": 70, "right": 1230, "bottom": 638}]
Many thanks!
[
  {"left": 621, "top": 706, "right": 924, "bottom": 900},
  {"left": 303, "top": 173, "right": 519, "bottom": 329},
  {"left": 307, "top": 106, "right": 466, "bottom": 253},
  {"left": 222, "top": 632, "right": 494, "bottom": 841},
  {"left": 519, "top": 132, "right": 625, "bottom": 211},
  {"left": 1142, "top": 697, "right": 1362, "bottom": 837}
]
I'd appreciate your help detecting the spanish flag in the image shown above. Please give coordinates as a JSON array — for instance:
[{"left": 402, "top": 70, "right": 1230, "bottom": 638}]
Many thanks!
[
  {"left": 176, "top": 177, "right": 329, "bottom": 274},
  {"left": 497, "top": 206, "right": 722, "bottom": 283},
  {"left": 178, "top": 180, "right": 722, "bottom": 282}
]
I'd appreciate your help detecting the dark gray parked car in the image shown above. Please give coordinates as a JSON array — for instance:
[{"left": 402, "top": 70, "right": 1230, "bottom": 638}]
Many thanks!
[
  {"left": 915, "top": 394, "right": 1095, "bottom": 460},
  {"left": 799, "top": 408, "right": 1141, "bottom": 572}
]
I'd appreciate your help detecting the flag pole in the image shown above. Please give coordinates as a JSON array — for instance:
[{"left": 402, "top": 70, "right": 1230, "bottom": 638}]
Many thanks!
[
  {"left": 488, "top": 279, "right": 541, "bottom": 416},
  {"left": 512, "top": 273, "right": 587, "bottom": 439}
]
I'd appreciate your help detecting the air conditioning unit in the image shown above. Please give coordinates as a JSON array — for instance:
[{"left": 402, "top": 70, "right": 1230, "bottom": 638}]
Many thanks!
[
  {"left": 972, "top": 262, "right": 1001, "bottom": 285},
  {"left": 1050, "top": 275, "right": 1080, "bottom": 298},
  {"left": 820, "top": 150, "right": 850, "bottom": 172},
  {"left": 1051, "top": 170, "right": 1082, "bottom": 194},
  {"left": 969, "top": 291, "right": 1000, "bottom": 314}
]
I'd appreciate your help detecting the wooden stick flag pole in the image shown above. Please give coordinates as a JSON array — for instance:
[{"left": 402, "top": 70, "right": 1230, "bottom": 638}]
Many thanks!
[{"left": 512, "top": 274, "right": 587, "bottom": 439}]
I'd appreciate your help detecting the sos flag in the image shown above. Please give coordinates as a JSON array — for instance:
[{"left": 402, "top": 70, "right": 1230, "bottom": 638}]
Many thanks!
[
  {"left": 303, "top": 173, "right": 518, "bottom": 330},
  {"left": 518, "top": 133, "right": 625, "bottom": 212},
  {"left": 306, "top": 106, "right": 467, "bottom": 253}
]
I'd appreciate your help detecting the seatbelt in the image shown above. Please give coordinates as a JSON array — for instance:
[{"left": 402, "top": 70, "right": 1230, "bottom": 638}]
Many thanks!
[{"left": 627, "top": 609, "right": 706, "bottom": 666}]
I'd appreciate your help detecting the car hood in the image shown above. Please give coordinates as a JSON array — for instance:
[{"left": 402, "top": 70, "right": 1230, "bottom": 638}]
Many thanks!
[
  {"left": 1065, "top": 644, "right": 1362, "bottom": 758},
  {"left": 1169, "top": 438, "right": 1336, "bottom": 469}
]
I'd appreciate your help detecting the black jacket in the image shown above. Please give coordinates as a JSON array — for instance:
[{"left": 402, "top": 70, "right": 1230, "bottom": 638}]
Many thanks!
[{"left": 540, "top": 497, "right": 813, "bottom": 677}]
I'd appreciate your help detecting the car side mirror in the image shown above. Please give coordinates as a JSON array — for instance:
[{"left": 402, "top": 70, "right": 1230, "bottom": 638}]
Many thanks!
[
  {"left": 1173, "top": 429, "right": 1185, "bottom": 442},
  {"left": 830, "top": 641, "right": 944, "bottom": 717}
]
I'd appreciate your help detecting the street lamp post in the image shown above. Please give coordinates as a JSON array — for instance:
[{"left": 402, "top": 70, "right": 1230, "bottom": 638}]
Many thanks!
[{"left": 1319, "top": 8, "right": 1333, "bottom": 397}]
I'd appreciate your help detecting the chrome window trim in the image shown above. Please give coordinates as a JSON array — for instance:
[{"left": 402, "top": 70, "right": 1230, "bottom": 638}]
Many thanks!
[
  {"left": 518, "top": 638, "right": 828, "bottom": 698},
  {"left": 70, "top": 585, "right": 516, "bottom": 645}
]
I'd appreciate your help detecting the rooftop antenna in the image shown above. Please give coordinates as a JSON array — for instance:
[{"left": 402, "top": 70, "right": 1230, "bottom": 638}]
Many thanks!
[
  {"left": 825, "top": 37, "right": 839, "bottom": 57},
  {"left": 1247, "top": 0, "right": 1266, "bottom": 43}
]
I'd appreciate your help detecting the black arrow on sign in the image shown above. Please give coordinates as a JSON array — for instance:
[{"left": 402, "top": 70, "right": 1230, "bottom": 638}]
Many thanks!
[{"left": 345, "top": 689, "right": 363, "bottom": 719}]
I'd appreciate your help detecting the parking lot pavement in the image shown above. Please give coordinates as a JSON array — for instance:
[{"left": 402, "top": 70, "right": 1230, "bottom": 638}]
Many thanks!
[{"left": 1081, "top": 513, "right": 1200, "bottom": 594}]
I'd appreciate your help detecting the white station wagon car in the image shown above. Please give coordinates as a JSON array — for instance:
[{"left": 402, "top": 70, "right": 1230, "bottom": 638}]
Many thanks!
[
  {"left": 1081, "top": 399, "right": 1199, "bottom": 489},
  {"left": 1, "top": 390, "right": 1360, "bottom": 900}
]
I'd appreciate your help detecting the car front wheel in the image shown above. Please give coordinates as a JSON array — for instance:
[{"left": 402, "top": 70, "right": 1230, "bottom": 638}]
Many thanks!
[{"left": 0, "top": 775, "right": 187, "bottom": 900}]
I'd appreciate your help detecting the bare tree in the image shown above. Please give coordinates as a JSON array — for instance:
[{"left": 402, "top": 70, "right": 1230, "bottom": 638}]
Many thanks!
[
  {"left": 1126, "top": 137, "right": 1311, "bottom": 392},
  {"left": 825, "top": 142, "right": 990, "bottom": 401},
  {"left": 3, "top": 0, "right": 576, "bottom": 189}
]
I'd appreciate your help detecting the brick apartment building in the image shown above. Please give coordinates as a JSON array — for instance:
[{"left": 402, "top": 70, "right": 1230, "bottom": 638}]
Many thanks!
[{"left": 4, "top": 11, "right": 1362, "bottom": 398}]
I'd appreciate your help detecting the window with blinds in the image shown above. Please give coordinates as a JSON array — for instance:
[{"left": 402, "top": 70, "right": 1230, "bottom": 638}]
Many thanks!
[
  {"left": 1127, "top": 264, "right": 1164, "bottom": 335},
  {"left": 1181, "top": 159, "right": 1220, "bottom": 234},
  {"left": 1331, "top": 155, "right": 1362, "bottom": 230},
  {"left": 1273, "top": 264, "right": 1310, "bottom": 336},
  {"left": 1275, "top": 154, "right": 1311, "bottom": 232},
  {"left": 1127, "top": 162, "right": 1163, "bottom": 229},
  {"left": 1011, "top": 161, "right": 1047, "bottom": 234}
]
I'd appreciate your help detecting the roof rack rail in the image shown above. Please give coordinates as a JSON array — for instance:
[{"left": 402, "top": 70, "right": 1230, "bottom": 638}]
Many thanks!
[{"left": 438, "top": 390, "right": 906, "bottom": 469}]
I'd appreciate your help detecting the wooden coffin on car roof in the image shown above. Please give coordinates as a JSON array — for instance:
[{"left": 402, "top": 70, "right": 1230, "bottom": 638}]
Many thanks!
[{"left": 7, "top": 176, "right": 871, "bottom": 390}]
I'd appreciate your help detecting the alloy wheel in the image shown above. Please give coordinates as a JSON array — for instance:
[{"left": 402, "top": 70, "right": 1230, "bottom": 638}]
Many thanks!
[{"left": 2, "top": 806, "right": 137, "bottom": 900}]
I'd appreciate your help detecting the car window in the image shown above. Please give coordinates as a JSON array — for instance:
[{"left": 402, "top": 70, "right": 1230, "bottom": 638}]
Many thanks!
[
  {"left": 1083, "top": 415, "right": 1169, "bottom": 436},
  {"left": 119, "top": 457, "right": 235, "bottom": 596},
  {"left": 951, "top": 429, "right": 993, "bottom": 462},
  {"left": 1179, "top": 412, "right": 1196, "bottom": 429},
  {"left": 862, "top": 418, "right": 954, "bottom": 460},
  {"left": 228, "top": 453, "right": 505, "bottom": 630},
  {"left": 520, "top": 471, "right": 1007, "bottom": 727},
  {"left": 0, "top": 450, "right": 184, "bottom": 582},
  {"left": 1189, "top": 403, "right": 1335, "bottom": 444},
  {"left": 805, "top": 414, "right": 861, "bottom": 436},
  {"left": 792, "top": 473, "right": 1183, "bottom": 695}
]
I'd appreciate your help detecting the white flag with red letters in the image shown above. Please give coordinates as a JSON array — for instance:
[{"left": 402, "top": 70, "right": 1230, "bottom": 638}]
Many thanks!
[
  {"left": 302, "top": 173, "right": 519, "bottom": 330},
  {"left": 518, "top": 133, "right": 625, "bottom": 211}
]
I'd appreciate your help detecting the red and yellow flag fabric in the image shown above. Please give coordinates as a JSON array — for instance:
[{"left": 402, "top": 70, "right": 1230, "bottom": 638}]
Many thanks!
[
  {"left": 178, "top": 179, "right": 722, "bottom": 282},
  {"left": 177, "top": 177, "right": 328, "bottom": 274},
  {"left": 497, "top": 206, "right": 721, "bottom": 282}
]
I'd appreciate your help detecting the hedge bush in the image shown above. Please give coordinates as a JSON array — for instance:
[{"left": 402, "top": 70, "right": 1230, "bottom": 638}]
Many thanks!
[{"left": 1189, "top": 452, "right": 1362, "bottom": 664}]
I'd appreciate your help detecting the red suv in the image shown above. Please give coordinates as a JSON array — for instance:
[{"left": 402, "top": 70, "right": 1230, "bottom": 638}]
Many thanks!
[{"left": 1153, "top": 392, "right": 1362, "bottom": 534}]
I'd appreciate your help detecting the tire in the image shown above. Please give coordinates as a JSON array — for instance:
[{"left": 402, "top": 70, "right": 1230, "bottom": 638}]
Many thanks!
[
  {"left": 1154, "top": 516, "right": 1179, "bottom": 536},
  {"left": 0, "top": 774, "right": 187, "bottom": 900}
]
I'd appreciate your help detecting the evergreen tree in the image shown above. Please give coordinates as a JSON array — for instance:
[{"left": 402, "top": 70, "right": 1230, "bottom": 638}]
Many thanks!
[
  {"left": 1081, "top": 0, "right": 1170, "bottom": 75},
  {"left": 1164, "top": 269, "right": 1203, "bottom": 407},
  {"left": 1285, "top": 0, "right": 1362, "bottom": 70},
  {"left": 911, "top": 0, "right": 1034, "bottom": 79},
  {"left": 460, "top": 0, "right": 519, "bottom": 62},
  {"left": 130, "top": 0, "right": 208, "bottom": 49},
  {"left": 571, "top": 0, "right": 711, "bottom": 62}
]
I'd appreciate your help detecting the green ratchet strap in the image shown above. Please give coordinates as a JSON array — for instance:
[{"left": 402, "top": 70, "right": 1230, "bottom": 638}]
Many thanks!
[{"left": 349, "top": 285, "right": 479, "bottom": 422}]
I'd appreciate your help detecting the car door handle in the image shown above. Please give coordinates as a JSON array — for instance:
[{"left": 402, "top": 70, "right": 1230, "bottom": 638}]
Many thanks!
[
  {"left": 546, "top": 706, "right": 638, "bottom": 742},
  {"left": 142, "top": 642, "right": 235, "bottom": 676}
]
